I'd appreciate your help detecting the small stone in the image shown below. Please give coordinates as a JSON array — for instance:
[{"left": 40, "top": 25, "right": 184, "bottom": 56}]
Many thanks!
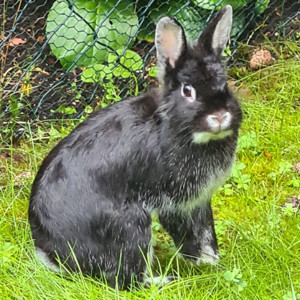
[
  {"left": 282, "top": 196, "right": 300, "bottom": 209},
  {"left": 283, "top": 196, "right": 300, "bottom": 209},
  {"left": 14, "top": 172, "right": 35, "bottom": 188},
  {"left": 294, "top": 162, "right": 300, "bottom": 174}
]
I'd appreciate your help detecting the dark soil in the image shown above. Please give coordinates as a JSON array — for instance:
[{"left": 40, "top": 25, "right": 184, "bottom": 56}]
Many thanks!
[
  {"left": 257, "top": 0, "right": 299, "bottom": 41},
  {"left": 1, "top": 0, "right": 102, "bottom": 124},
  {"left": 0, "top": 0, "right": 155, "bottom": 133}
]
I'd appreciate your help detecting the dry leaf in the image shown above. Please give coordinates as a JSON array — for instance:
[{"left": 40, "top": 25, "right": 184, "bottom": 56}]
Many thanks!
[
  {"left": 20, "top": 83, "right": 33, "bottom": 96},
  {"left": 8, "top": 37, "right": 27, "bottom": 47},
  {"left": 37, "top": 18, "right": 46, "bottom": 26},
  {"left": 36, "top": 36, "right": 44, "bottom": 42},
  {"left": 264, "top": 150, "right": 272, "bottom": 159},
  {"left": 48, "top": 57, "right": 55, "bottom": 65},
  {"left": 32, "top": 67, "right": 50, "bottom": 76}
]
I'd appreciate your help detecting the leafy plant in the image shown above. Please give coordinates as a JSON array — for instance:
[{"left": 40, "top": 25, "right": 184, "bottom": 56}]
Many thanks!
[
  {"left": 51, "top": 104, "right": 77, "bottom": 116},
  {"left": 237, "top": 131, "right": 260, "bottom": 155},
  {"left": 46, "top": 0, "right": 139, "bottom": 69},
  {"left": 192, "top": 0, "right": 268, "bottom": 11},
  {"left": 281, "top": 203, "right": 298, "bottom": 217},
  {"left": 147, "top": 0, "right": 268, "bottom": 41},
  {"left": 149, "top": 2, "right": 208, "bottom": 40},
  {"left": 71, "top": 82, "right": 82, "bottom": 100},
  {"left": 222, "top": 162, "right": 251, "bottom": 195},
  {"left": 278, "top": 161, "right": 293, "bottom": 174},
  {"left": 81, "top": 49, "right": 143, "bottom": 105},
  {"left": 193, "top": 0, "right": 246, "bottom": 10},
  {"left": 223, "top": 267, "right": 247, "bottom": 291},
  {"left": 46, "top": 0, "right": 270, "bottom": 70},
  {"left": 9, "top": 95, "right": 21, "bottom": 123}
]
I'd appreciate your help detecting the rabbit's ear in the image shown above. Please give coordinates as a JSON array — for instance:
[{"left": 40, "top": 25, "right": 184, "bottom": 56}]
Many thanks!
[
  {"left": 198, "top": 5, "right": 232, "bottom": 57},
  {"left": 155, "top": 17, "right": 187, "bottom": 80}
]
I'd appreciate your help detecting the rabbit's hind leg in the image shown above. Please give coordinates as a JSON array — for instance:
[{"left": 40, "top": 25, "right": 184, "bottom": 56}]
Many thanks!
[{"left": 92, "top": 202, "right": 152, "bottom": 289}]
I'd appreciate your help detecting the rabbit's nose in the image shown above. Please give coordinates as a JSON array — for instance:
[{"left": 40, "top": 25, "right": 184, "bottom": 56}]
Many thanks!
[{"left": 206, "top": 111, "right": 232, "bottom": 132}]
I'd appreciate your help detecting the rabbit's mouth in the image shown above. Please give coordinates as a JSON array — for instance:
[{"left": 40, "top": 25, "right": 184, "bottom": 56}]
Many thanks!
[{"left": 192, "top": 130, "right": 233, "bottom": 144}]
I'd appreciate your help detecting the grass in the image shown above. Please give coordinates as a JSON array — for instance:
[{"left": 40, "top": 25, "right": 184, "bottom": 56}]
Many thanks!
[{"left": 1, "top": 48, "right": 300, "bottom": 299}]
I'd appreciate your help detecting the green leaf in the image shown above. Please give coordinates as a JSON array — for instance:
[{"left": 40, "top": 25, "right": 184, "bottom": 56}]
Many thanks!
[
  {"left": 54, "top": 104, "right": 76, "bottom": 115},
  {"left": 149, "top": 2, "right": 207, "bottom": 41},
  {"left": 174, "top": 6, "right": 207, "bottom": 40},
  {"left": 238, "top": 131, "right": 259, "bottom": 152},
  {"left": 255, "top": 0, "right": 269, "bottom": 14},
  {"left": 278, "top": 161, "right": 293, "bottom": 174},
  {"left": 49, "top": 125, "right": 63, "bottom": 141},
  {"left": 231, "top": 13, "right": 246, "bottom": 38},
  {"left": 121, "top": 50, "right": 143, "bottom": 71},
  {"left": 9, "top": 95, "right": 19, "bottom": 119},
  {"left": 148, "top": 66, "right": 158, "bottom": 78},
  {"left": 152, "top": 221, "right": 162, "bottom": 231},
  {"left": 224, "top": 270, "right": 235, "bottom": 281},
  {"left": 268, "top": 172, "right": 277, "bottom": 181},
  {"left": 237, "top": 280, "right": 247, "bottom": 291},
  {"left": 46, "top": 0, "right": 139, "bottom": 69},
  {"left": 192, "top": 0, "right": 247, "bottom": 10},
  {"left": 83, "top": 49, "right": 143, "bottom": 83},
  {"left": 81, "top": 64, "right": 112, "bottom": 83},
  {"left": 64, "top": 107, "right": 76, "bottom": 115},
  {"left": 109, "top": 50, "right": 143, "bottom": 73}
]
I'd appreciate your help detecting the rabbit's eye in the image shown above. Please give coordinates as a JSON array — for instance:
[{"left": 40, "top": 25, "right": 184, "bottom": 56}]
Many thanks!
[{"left": 181, "top": 84, "right": 196, "bottom": 102}]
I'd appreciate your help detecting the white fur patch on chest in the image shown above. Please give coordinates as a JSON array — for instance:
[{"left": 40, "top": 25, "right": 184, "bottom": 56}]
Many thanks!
[{"left": 178, "top": 164, "right": 232, "bottom": 214}]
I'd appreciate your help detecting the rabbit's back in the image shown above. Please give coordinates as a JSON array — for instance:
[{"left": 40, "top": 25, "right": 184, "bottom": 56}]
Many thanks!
[{"left": 29, "top": 93, "right": 160, "bottom": 231}]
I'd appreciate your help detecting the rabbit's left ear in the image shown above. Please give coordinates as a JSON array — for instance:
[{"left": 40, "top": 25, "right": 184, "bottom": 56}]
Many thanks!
[
  {"left": 198, "top": 5, "right": 232, "bottom": 57},
  {"left": 155, "top": 17, "right": 187, "bottom": 80}
]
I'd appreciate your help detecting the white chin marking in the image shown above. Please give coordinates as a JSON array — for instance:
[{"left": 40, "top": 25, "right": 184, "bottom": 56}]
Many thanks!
[
  {"left": 192, "top": 130, "right": 233, "bottom": 144},
  {"left": 35, "top": 247, "right": 63, "bottom": 273}
]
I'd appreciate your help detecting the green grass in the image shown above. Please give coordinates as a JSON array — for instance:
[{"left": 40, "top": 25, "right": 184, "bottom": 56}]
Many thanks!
[{"left": 1, "top": 54, "right": 299, "bottom": 299}]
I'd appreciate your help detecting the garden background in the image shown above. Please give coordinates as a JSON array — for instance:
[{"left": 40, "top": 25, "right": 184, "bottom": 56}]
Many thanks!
[{"left": 0, "top": 0, "right": 299, "bottom": 299}]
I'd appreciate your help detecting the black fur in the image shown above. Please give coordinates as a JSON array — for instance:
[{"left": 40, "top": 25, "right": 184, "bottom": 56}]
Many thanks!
[{"left": 29, "top": 6, "right": 242, "bottom": 289}]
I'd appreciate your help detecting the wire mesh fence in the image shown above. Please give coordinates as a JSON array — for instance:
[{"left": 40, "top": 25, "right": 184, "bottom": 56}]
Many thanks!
[{"left": 0, "top": 0, "right": 299, "bottom": 140}]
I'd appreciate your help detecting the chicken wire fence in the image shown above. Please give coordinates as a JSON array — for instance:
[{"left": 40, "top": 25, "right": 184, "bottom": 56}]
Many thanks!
[{"left": 0, "top": 0, "right": 299, "bottom": 140}]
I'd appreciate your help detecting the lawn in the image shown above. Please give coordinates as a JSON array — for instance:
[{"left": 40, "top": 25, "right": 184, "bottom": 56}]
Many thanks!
[{"left": 0, "top": 44, "right": 299, "bottom": 299}]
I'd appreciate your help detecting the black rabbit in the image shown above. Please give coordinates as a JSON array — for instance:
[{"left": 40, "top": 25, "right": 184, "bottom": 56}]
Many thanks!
[{"left": 29, "top": 5, "right": 242, "bottom": 289}]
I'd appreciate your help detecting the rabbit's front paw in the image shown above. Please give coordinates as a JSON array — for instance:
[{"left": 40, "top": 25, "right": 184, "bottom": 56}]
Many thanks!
[
  {"left": 196, "top": 248, "right": 219, "bottom": 266},
  {"left": 179, "top": 244, "right": 219, "bottom": 266}
]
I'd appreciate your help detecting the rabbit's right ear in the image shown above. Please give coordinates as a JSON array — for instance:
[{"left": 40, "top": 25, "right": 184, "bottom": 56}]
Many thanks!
[
  {"left": 197, "top": 5, "right": 232, "bottom": 58},
  {"left": 155, "top": 17, "right": 187, "bottom": 82}
]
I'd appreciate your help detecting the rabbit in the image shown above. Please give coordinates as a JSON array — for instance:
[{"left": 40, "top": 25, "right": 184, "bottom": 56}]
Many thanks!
[{"left": 29, "top": 5, "right": 242, "bottom": 289}]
